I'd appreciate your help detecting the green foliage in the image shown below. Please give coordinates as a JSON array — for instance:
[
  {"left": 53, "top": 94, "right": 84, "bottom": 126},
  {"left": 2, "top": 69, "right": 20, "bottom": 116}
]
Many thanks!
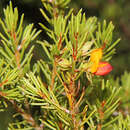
[
  {"left": 113, "top": 113, "right": 130, "bottom": 130},
  {"left": 0, "top": 0, "right": 129, "bottom": 130},
  {"left": 110, "top": 71, "right": 130, "bottom": 112},
  {"left": 71, "top": 0, "right": 130, "bottom": 75},
  {"left": 0, "top": 2, "right": 41, "bottom": 70}
]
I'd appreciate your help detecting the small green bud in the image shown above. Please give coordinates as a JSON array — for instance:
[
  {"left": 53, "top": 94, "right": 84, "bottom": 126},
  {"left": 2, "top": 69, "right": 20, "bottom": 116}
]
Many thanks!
[
  {"left": 58, "top": 58, "right": 71, "bottom": 70},
  {"left": 81, "top": 41, "right": 93, "bottom": 56},
  {"left": 80, "top": 62, "right": 89, "bottom": 71}
]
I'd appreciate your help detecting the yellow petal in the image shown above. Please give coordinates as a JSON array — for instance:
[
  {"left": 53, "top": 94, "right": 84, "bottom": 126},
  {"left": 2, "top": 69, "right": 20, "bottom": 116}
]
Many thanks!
[
  {"left": 90, "top": 48, "right": 103, "bottom": 73},
  {"left": 90, "top": 60, "right": 99, "bottom": 73},
  {"left": 90, "top": 48, "right": 102, "bottom": 61}
]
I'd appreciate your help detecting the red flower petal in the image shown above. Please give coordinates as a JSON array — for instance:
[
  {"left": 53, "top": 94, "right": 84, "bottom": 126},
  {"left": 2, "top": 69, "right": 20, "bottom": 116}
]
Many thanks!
[{"left": 94, "top": 62, "right": 113, "bottom": 76}]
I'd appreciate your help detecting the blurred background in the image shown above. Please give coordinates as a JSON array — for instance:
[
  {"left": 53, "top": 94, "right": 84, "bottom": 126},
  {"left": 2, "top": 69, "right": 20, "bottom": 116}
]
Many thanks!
[
  {"left": 0, "top": 0, "right": 130, "bottom": 129},
  {"left": 0, "top": 0, "right": 130, "bottom": 76}
]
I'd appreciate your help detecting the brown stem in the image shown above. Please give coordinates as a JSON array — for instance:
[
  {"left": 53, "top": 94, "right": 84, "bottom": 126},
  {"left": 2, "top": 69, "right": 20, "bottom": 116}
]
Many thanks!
[
  {"left": 68, "top": 74, "right": 79, "bottom": 130},
  {"left": 97, "top": 100, "right": 106, "bottom": 130},
  {"left": 73, "top": 32, "right": 78, "bottom": 61},
  {"left": 55, "top": 31, "right": 81, "bottom": 129},
  {"left": 97, "top": 124, "right": 102, "bottom": 130},
  {"left": 0, "top": 79, "right": 8, "bottom": 96},
  {"left": 58, "top": 33, "right": 62, "bottom": 50},
  {"left": 0, "top": 79, "right": 8, "bottom": 87},
  {"left": 56, "top": 68, "right": 81, "bottom": 129},
  {"left": 57, "top": 72, "right": 78, "bottom": 129},
  {"left": 75, "top": 87, "right": 85, "bottom": 109},
  {"left": 15, "top": 50, "right": 20, "bottom": 69}
]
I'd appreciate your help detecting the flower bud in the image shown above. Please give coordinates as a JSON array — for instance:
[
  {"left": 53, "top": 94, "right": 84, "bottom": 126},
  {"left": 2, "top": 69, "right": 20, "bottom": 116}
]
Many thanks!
[
  {"left": 81, "top": 41, "right": 93, "bottom": 56},
  {"left": 58, "top": 58, "right": 71, "bottom": 70}
]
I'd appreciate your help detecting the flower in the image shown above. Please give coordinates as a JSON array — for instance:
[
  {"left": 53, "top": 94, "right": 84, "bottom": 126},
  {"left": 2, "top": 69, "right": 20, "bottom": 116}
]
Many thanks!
[
  {"left": 89, "top": 47, "right": 113, "bottom": 76},
  {"left": 94, "top": 62, "right": 113, "bottom": 76},
  {"left": 90, "top": 48, "right": 103, "bottom": 73}
]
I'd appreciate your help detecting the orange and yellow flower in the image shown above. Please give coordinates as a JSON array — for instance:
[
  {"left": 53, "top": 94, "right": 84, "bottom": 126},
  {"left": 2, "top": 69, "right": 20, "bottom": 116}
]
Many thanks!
[{"left": 90, "top": 47, "right": 113, "bottom": 76}]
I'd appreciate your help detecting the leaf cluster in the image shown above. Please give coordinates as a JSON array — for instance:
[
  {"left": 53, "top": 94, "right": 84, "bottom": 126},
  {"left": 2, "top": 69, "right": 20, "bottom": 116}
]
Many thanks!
[{"left": 0, "top": 1, "right": 128, "bottom": 130}]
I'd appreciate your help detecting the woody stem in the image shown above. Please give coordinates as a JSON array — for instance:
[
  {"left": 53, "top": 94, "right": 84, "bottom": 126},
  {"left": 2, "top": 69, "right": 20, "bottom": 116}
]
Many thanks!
[{"left": 68, "top": 74, "right": 79, "bottom": 130}]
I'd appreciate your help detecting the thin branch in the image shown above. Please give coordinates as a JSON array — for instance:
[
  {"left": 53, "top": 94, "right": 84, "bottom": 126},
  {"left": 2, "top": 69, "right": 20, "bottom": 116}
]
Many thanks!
[{"left": 75, "top": 87, "right": 85, "bottom": 109}]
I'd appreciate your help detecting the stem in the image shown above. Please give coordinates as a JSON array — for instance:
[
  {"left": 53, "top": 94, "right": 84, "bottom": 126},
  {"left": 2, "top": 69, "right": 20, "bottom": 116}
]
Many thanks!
[
  {"left": 58, "top": 33, "right": 62, "bottom": 50},
  {"left": 97, "top": 124, "right": 102, "bottom": 130},
  {"left": 97, "top": 100, "right": 106, "bottom": 130},
  {"left": 75, "top": 87, "right": 85, "bottom": 108},
  {"left": 57, "top": 71, "right": 78, "bottom": 129},
  {"left": 67, "top": 32, "right": 80, "bottom": 129},
  {"left": 68, "top": 74, "right": 79, "bottom": 130},
  {"left": 12, "top": 31, "right": 21, "bottom": 69},
  {"left": 56, "top": 32, "right": 81, "bottom": 129},
  {"left": 0, "top": 79, "right": 8, "bottom": 87},
  {"left": 72, "top": 32, "right": 78, "bottom": 74},
  {"left": 50, "top": 58, "right": 57, "bottom": 89},
  {"left": 15, "top": 50, "right": 20, "bottom": 69},
  {"left": 72, "top": 59, "right": 75, "bottom": 74}
]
